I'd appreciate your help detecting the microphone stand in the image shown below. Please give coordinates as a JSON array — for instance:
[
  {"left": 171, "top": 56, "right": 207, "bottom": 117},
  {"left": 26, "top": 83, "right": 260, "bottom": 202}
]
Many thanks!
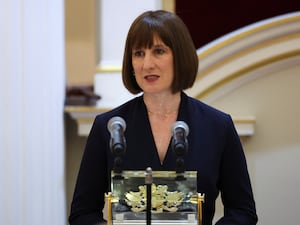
[
  {"left": 175, "top": 157, "right": 186, "bottom": 181},
  {"left": 111, "top": 137, "right": 126, "bottom": 180},
  {"left": 145, "top": 167, "right": 153, "bottom": 225},
  {"left": 113, "top": 156, "right": 123, "bottom": 179}
]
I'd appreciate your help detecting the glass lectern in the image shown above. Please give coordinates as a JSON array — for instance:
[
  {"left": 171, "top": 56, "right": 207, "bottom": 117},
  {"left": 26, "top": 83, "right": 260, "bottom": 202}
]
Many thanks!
[{"left": 105, "top": 169, "right": 204, "bottom": 225}]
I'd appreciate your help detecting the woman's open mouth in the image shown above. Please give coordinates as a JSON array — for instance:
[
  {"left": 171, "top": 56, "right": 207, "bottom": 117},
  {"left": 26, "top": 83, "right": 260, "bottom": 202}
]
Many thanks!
[{"left": 145, "top": 75, "right": 159, "bottom": 81}]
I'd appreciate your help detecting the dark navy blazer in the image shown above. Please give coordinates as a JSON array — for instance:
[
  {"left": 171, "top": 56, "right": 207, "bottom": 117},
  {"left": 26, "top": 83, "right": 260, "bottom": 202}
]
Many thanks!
[{"left": 69, "top": 92, "right": 258, "bottom": 225}]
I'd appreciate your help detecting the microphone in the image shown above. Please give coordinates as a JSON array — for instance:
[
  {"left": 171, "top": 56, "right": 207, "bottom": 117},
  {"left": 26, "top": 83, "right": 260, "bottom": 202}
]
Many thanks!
[
  {"left": 171, "top": 121, "right": 189, "bottom": 157},
  {"left": 107, "top": 116, "right": 126, "bottom": 154}
]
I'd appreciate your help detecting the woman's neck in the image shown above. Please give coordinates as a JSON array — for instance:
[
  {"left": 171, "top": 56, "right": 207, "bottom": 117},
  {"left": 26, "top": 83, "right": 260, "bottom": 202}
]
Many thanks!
[{"left": 143, "top": 92, "right": 181, "bottom": 116}]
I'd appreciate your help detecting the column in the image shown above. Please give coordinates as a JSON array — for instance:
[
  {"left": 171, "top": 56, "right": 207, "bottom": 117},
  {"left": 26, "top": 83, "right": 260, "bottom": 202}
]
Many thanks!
[{"left": 0, "top": 1, "right": 66, "bottom": 225}]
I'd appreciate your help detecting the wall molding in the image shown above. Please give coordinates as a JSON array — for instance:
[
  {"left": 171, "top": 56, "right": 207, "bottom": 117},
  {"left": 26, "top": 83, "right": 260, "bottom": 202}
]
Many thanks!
[{"left": 186, "top": 12, "right": 300, "bottom": 101}]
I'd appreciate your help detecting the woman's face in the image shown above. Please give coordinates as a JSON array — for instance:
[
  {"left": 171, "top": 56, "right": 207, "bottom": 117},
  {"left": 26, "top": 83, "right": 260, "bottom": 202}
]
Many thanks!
[{"left": 131, "top": 35, "right": 174, "bottom": 95}]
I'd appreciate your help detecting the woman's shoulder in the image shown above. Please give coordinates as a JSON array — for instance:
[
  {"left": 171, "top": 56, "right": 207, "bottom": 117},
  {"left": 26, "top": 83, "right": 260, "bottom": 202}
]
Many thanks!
[
  {"left": 184, "top": 93, "right": 231, "bottom": 120},
  {"left": 183, "top": 94, "right": 237, "bottom": 135}
]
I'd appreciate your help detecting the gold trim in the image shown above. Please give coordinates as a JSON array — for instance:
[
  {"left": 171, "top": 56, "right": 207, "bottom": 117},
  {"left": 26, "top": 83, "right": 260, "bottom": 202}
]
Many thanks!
[
  {"left": 77, "top": 118, "right": 95, "bottom": 125},
  {"left": 64, "top": 106, "right": 111, "bottom": 113},
  {"left": 198, "top": 14, "right": 300, "bottom": 59},
  {"left": 96, "top": 65, "right": 122, "bottom": 73},
  {"left": 105, "top": 192, "right": 112, "bottom": 225},
  {"left": 233, "top": 117, "right": 256, "bottom": 124},
  {"left": 197, "top": 32, "right": 300, "bottom": 80},
  {"left": 197, "top": 193, "right": 205, "bottom": 225},
  {"left": 196, "top": 49, "right": 300, "bottom": 99},
  {"left": 162, "top": 0, "right": 175, "bottom": 12}
]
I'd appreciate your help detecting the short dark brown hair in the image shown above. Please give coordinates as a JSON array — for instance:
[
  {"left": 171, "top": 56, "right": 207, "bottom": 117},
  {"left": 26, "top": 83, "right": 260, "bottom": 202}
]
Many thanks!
[{"left": 122, "top": 10, "right": 199, "bottom": 94}]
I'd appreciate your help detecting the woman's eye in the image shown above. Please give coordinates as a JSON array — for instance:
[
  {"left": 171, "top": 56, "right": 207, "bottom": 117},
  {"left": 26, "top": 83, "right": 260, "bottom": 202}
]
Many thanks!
[
  {"left": 133, "top": 50, "right": 144, "bottom": 57},
  {"left": 154, "top": 48, "right": 165, "bottom": 55}
]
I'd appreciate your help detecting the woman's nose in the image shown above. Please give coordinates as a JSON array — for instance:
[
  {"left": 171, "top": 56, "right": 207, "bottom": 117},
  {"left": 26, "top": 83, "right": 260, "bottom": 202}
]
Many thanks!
[{"left": 142, "top": 53, "right": 155, "bottom": 70}]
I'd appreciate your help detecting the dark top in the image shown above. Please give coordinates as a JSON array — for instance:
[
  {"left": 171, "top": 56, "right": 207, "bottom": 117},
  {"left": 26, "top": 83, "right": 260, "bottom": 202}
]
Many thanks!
[{"left": 69, "top": 92, "right": 258, "bottom": 225}]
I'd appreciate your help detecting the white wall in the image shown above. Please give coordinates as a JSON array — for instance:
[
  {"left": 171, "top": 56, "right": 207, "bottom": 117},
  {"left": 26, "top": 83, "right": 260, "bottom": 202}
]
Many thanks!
[
  {"left": 211, "top": 65, "right": 300, "bottom": 225},
  {"left": 0, "top": 1, "right": 66, "bottom": 225}
]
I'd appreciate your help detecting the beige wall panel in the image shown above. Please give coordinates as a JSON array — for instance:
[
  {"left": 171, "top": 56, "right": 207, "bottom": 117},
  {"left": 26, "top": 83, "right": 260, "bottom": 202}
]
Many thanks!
[{"left": 65, "top": 0, "right": 97, "bottom": 85}]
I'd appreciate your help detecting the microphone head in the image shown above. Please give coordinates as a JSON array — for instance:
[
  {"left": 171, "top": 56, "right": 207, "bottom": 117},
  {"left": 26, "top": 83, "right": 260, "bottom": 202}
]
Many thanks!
[
  {"left": 172, "top": 121, "right": 189, "bottom": 136},
  {"left": 107, "top": 116, "right": 126, "bottom": 133},
  {"left": 171, "top": 121, "right": 189, "bottom": 157}
]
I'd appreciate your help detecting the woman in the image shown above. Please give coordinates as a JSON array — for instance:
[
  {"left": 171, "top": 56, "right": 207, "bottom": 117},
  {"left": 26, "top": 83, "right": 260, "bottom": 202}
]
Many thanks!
[{"left": 69, "top": 10, "right": 258, "bottom": 225}]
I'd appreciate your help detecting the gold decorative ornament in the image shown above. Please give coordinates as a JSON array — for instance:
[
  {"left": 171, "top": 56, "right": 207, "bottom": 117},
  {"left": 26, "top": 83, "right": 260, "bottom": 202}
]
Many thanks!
[{"left": 125, "top": 184, "right": 184, "bottom": 213}]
